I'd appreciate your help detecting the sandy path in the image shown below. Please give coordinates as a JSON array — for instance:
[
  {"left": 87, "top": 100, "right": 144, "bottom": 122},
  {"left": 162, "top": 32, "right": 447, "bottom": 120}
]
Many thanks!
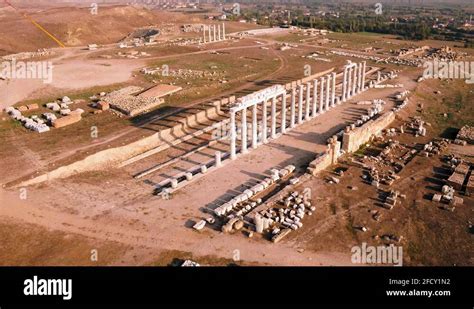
[{"left": 0, "top": 188, "right": 350, "bottom": 266}]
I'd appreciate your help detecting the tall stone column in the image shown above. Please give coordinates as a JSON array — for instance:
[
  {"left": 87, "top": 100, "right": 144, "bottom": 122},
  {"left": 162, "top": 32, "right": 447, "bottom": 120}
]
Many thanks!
[
  {"left": 252, "top": 104, "right": 258, "bottom": 149},
  {"left": 362, "top": 61, "right": 367, "bottom": 91},
  {"left": 313, "top": 79, "right": 318, "bottom": 116},
  {"left": 223, "top": 23, "right": 226, "bottom": 40},
  {"left": 203, "top": 26, "right": 206, "bottom": 43},
  {"left": 281, "top": 92, "right": 287, "bottom": 134},
  {"left": 331, "top": 72, "right": 336, "bottom": 107},
  {"left": 208, "top": 25, "right": 212, "bottom": 42},
  {"left": 305, "top": 81, "right": 311, "bottom": 119},
  {"left": 325, "top": 74, "right": 331, "bottom": 111},
  {"left": 319, "top": 77, "right": 325, "bottom": 113},
  {"left": 290, "top": 88, "right": 296, "bottom": 128},
  {"left": 298, "top": 84, "right": 303, "bottom": 124},
  {"left": 356, "top": 64, "right": 360, "bottom": 93},
  {"left": 271, "top": 96, "right": 277, "bottom": 138},
  {"left": 352, "top": 64, "right": 358, "bottom": 95},
  {"left": 241, "top": 108, "right": 248, "bottom": 154},
  {"left": 342, "top": 68, "right": 348, "bottom": 102},
  {"left": 218, "top": 24, "right": 221, "bottom": 41},
  {"left": 262, "top": 100, "right": 268, "bottom": 143},
  {"left": 213, "top": 24, "right": 217, "bottom": 42},
  {"left": 230, "top": 110, "right": 237, "bottom": 160},
  {"left": 347, "top": 67, "right": 352, "bottom": 99}
]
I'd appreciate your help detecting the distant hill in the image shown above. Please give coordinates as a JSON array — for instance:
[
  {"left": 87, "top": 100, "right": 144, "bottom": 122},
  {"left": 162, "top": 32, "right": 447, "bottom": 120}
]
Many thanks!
[{"left": 0, "top": 5, "right": 194, "bottom": 55}]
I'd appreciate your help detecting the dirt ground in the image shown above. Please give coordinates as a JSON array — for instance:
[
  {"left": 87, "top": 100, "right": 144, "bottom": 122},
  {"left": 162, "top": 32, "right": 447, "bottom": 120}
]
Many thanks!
[{"left": 0, "top": 15, "right": 473, "bottom": 266}]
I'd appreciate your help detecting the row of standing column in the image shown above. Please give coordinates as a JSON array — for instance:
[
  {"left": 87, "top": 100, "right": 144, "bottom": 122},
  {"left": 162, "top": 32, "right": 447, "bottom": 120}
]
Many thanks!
[
  {"left": 230, "top": 72, "right": 340, "bottom": 160},
  {"left": 342, "top": 61, "right": 366, "bottom": 102},
  {"left": 230, "top": 93, "right": 285, "bottom": 160},
  {"left": 291, "top": 72, "right": 337, "bottom": 127},
  {"left": 202, "top": 23, "right": 226, "bottom": 43}
]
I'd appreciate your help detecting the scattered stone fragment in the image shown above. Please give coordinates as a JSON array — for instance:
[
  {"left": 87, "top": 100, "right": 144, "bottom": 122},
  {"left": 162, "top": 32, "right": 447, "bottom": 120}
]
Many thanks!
[{"left": 193, "top": 220, "right": 206, "bottom": 231}]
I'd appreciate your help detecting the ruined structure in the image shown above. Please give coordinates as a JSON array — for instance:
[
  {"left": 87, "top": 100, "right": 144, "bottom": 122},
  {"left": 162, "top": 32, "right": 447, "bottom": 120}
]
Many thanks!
[{"left": 202, "top": 23, "right": 226, "bottom": 44}]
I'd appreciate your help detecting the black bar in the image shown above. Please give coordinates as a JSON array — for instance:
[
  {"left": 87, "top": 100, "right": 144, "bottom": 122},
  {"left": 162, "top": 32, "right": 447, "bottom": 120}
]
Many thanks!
[{"left": 0, "top": 267, "right": 472, "bottom": 306}]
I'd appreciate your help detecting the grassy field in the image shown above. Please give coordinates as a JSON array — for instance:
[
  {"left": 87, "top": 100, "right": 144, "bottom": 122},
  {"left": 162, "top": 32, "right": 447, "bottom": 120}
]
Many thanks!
[{"left": 414, "top": 79, "right": 474, "bottom": 137}]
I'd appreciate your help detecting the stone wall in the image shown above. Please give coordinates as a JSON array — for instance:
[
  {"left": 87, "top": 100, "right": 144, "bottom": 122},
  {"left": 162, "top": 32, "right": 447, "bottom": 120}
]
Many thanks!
[
  {"left": 307, "top": 112, "right": 395, "bottom": 176},
  {"left": 307, "top": 138, "right": 341, "bottom": 176},
  {"left": 342, "top": 111, "right": 395, "bottom": 153},
  {"left": 16, "top": 101, "right": 225, "bottom": 187}
]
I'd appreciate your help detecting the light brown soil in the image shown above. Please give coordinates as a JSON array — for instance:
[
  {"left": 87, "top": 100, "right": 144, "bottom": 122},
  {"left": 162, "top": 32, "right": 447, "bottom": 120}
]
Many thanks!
[{"left": 0, "top": 27, "right": 472, "bottom": 266}]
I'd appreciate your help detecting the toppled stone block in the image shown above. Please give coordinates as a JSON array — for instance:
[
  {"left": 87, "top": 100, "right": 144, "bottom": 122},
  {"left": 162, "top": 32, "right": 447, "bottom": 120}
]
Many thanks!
[
  {"left": 71, "top": 108, "right": 84, "bottom": 115},
  {"left": 43, "top": 113, "right": 57, "bottom": 122},
  {"left": 271, "top": 228, "right": 292, "bottom": 243},
  {"left": 46, "top": 102, "right": 60, "bottom": 111},
  {"left": 60, "top": 109, "right": 71, "bottom": 116},
  {"left": 52, "top": 113, "right": 82, "bottom": 128},
  {"left": 26, "top": 103, "right": 39, "bottom": 110},
  {"left": 432, "top": 194, "right": 442, "bottom": 202},
  {"left": 193, "top": 220, "right": 206, "bottom": 231},
  {"left": 97, "top": 101, "right": 110, "bottom": 111}
]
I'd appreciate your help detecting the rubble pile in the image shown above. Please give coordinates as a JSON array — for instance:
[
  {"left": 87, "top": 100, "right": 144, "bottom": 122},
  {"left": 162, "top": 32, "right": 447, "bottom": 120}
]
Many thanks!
[
  {"left": 213, "top": 165, "right": 296, "bottom": 218},
  {"left": 169, "top": 38, "right": 202, "bottom": 46},
  {"left": 421, "top": 139, "right": 449, "bottom": 157},
  {"left": 116, "top": 50, "right": 151, "bottom": 59},
  {"left": 181, "top": 24, "right": 204, "bottom": 33},
  {"left": 102, "top": 86, "right": 163, "bottom": 116},
  {"left": 406, "top": 117, "right": 428, "bottom": 137},
  {"left": 141, "top": 67, "right": 223, "bottom": 80},
  {"left": 331, "top": 50, "right": 381, "bottom": 62},
  {"left": 4, "top": 95, "right": 85, "bottom": 133},
  {"left": 424, "top": 46, "right": 462, "bottom": 62},
  {"left": 378, "top": 57, "right": 423, "bottom": 67},
  {"left": 394, "top": 90, "right": 410, "bottom": 101},
  {"left": 254, "top": 189, "right": 316, "bottom": 243},
  {"left": 1, "top": 48, "right": 54, "bottom": 61},
  {"left": 456, "top": 125, "right": 474, "bottom": 145},
  {"left": 432, "top": 185, "right": 464, "bottom": 210},
  {"left": 383, "top": 190, "right": 402, "bottom": 210},
  {"left": 5, "top": 107, "right": 50, "bottom": 133},
  {"left": 358, "top": 134, "right": 427, "bottom": 187},
  {"left": 393, "top": 46, "right": 430, "bottom": 57}
]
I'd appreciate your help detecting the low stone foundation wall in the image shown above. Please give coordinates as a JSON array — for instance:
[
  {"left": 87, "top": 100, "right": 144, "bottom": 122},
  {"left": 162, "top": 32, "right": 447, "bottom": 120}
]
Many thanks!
[
  {"left": 16, "top": 101, "right": 225, "bottom": 187},
  {"left": 342, "top": 111, "right": 395, "bottom": 153},
  {"left": 308, "top": 111, "right": 395, "bottom": 176},
  {"left": 307, "top": 138, "right": 341, "bottom": 176}
]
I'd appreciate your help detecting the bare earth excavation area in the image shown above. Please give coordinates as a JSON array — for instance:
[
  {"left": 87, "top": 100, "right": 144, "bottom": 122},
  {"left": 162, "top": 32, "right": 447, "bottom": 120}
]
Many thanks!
[{"left": 0, "top": 2, "right": 473, "bottom": 267}]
